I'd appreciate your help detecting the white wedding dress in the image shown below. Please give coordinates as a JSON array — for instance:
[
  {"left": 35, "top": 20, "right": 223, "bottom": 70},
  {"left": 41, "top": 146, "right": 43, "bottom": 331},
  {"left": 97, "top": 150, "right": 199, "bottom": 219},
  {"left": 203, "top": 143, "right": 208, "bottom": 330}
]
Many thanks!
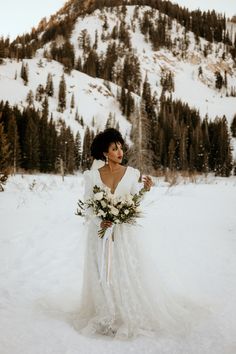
[{"left": 71, "top": 164, "right": 210, "bottom": 340}]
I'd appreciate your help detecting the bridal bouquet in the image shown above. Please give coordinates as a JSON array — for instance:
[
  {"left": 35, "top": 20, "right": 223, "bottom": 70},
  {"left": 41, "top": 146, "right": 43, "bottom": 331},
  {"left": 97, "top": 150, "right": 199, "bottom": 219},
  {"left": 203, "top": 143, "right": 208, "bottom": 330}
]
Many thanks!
[
  {"left": 76, "top": 185, "right": 148, "bottom": 285},
  {"left": 76, "top": 185, "right": 147, "bottom": 239}
]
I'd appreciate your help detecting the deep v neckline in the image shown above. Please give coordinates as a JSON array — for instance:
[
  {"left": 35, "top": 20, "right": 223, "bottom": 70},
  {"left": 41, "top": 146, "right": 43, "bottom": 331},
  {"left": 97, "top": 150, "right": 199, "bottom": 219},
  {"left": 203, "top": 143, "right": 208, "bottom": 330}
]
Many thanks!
[{"left": 97, "top": 166, "right": 129, "bottom": 194}]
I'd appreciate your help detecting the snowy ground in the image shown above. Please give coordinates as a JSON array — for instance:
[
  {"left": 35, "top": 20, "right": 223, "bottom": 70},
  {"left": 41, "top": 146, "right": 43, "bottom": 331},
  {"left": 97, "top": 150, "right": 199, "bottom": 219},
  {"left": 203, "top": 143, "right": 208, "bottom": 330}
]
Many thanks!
[{"left": 0, "top": 172, "right": 236, "bottom": 354}]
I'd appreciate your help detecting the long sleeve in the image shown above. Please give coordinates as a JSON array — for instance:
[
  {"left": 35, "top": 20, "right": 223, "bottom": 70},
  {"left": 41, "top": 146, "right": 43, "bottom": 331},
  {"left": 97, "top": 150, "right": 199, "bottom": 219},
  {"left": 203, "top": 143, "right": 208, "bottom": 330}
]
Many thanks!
[
  {"left": 130, "top": 167, "right": 142, "bottom": 195},
  {"left": 83, "top": 170, "right": 101, "bottom": 228}
]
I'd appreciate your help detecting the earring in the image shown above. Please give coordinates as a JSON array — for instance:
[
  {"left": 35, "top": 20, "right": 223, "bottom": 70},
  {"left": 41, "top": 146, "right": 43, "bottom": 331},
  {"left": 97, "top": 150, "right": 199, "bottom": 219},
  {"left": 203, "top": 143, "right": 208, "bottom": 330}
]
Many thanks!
[{"left": 105, "top": 155, "right": 109, "bottom": 164}]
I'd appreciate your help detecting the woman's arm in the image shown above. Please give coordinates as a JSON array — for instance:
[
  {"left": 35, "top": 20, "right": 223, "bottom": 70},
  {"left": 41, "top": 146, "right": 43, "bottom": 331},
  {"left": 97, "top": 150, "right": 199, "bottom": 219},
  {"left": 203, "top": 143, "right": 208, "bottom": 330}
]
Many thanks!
[
  {"left": 130, "top": 167, "right": 153, "bottom": 194},
  {"left": 83, "top": 171, "right": 112, "bottom": 230},
  {"left": 130, "top": 168, "right": 142, "bottom": 194},
  {"left": 83, "top": 170, "right": 101, "bottom": 228},
  {"left": 142, "top": 175, "right": 153, "bottom": 191}
]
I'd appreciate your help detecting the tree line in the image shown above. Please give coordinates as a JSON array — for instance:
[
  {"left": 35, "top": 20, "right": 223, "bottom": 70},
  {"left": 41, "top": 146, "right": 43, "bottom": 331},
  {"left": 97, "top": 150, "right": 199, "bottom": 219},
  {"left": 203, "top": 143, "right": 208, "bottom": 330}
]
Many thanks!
[
  {"left": 0, "top": 97, "right": 235, "bottom": 181},
  {"left": 128, "top": 86, "right": 234, "bottom": 177},
  {"left": 0, "top": 101, "right": 83, "bottom": 177}
]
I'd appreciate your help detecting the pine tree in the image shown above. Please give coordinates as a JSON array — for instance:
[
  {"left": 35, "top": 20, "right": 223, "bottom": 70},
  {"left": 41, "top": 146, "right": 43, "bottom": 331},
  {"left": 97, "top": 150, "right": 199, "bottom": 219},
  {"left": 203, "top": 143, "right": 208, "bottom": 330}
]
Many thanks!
[
  {"left": 122, "top": 54, "right": 141, "bottom": 94},
  {"left": 193, "top": 119, "right": 204, "bottom": 172},
  {"left": 83, "top": 49, "right": 100, "bottom": 77},
  {"left": 74, "top": 130, "right": 82, "bottom": 170},
  {"left": 93, "top": 30, "right": 98, "bottom": 50},
  {"left": 79, "top": 29, "right": 91, "bottom": 53},
  {"left": 0, "top": 121, "right": 10, "bottom": 191},
  {"left": 118, "top": 20, "right": 131, "bottom": 48},
  {"left": 230, "top": 114, "right": 236, "bottom": 137},
  {"left": 45, "top": 73, "right": 54, "bottom": 96},
  {"left": 39, "top": 97, "right": 50, "bottom": 172},
  {"left": 35, "top": 84, "right": 45, "bottom": 102},
  {"left": 126, "top": 90, "right": 135, "bottom": 118},
  {"left": 7, "top": 114, "right": 21, "bottom": 174},
  {"left": 102, "top": 42, "right": 118, "bottom": 82},
  {"left": 65, "top": 127, "right": 76, "bottom": 173},
  {"left": 61, "top": 40, "right": 75, "bottom": 73},
  {"left": 20, "top": 62, "right": 29, "bottom": 85},
  {"left": 111, "top": 24, "right": 118, "bottom": 40},
  {"left": 74, "top": 109, "right": 80, "bottom": 123},
  {"left": 115, "top": 121, "right": 120, "bottom": 131},
  {"left": 218, "top": 116, "right": 233, "bottom": 176},
  {"left": 128, "top": 103, "right": 154, "bottom": 174},
  {"left": 105, "top": 112, "right": 116, "bottom": 128},
  {"left": 23, "top": 108, "right": 40, "bottom": 170},
  {"left": 224, "top": 70, "right": 228, "bottom": 88},
  {"left": 142, "top": 75, "right": 156, "bottom": 120},
  {"left": 119, "top": 87, "right": 135, "bottom": 119},
  {"left": 119, "top": 86, "right": 126, "bottom": 115},
  {"left": 48, "top": 115, "right": 58, "bottom": 172},
  {"left": 58, "top": 74, "right": 67, "bottom": 112},
  {"left": 209, "top": 116, "right": 233, "bottom": 176},
  {"left": 81, "top": 126, "right": 92, "bottom": 171},
  {"left": 179, "top": 124, "right": 188, "bottom": 170},
  {"left": 56, "top": 121, "right": 76, "bottom": 175},
  {"left": 201, "top": 116, "right": 210, "bottom": 173},
  {"left": 70, "top": 93, "right": 75, "bottom": 111},
  {"left": 80, "top": 116, "right": 84, "bottom": 127},
  {"left": 26, "top": 90, "right": 34, "bottom": 107},
  {"left": 76, "top": 57, "right": 82, "bottom": 71},
  {"left": 215, "top": 71, "right": 223, "bottom": 90},
  {"left": 167, "top": 138, "right": 176, "bottom": 170},
  {"left": 0, "top": 121, "right": 11, "bottom": 172},
  {"left": 160, "top": 70, "right": 175, "bottom": 93}
]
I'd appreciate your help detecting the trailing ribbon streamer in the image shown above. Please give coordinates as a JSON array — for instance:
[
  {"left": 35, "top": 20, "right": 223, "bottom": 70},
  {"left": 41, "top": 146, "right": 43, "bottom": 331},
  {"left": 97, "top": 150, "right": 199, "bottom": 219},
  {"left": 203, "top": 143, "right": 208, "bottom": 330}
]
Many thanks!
[{"left": 99, "top": 224, "right": 115, "bottom": 287}]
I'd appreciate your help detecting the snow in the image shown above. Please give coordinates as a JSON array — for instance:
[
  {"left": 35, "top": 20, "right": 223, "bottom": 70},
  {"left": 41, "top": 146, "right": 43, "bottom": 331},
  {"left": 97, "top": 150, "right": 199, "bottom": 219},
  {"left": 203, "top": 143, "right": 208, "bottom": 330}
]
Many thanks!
[
  {"left": 173, "top": 61, "right": 236, "bottom": 122},
  {"left": 0, "top": 58, "right": 131, "bottom": 140},
  {"left": 1, "top": 172, "right": 236, "bottom": 353}
]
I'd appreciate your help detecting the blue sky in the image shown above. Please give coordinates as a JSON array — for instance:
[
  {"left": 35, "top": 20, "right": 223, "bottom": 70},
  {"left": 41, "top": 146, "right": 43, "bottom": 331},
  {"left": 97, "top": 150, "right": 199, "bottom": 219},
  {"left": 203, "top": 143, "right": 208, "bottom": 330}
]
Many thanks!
[{"left": 0, "top": 0, "right": 235, "bottom": 40}]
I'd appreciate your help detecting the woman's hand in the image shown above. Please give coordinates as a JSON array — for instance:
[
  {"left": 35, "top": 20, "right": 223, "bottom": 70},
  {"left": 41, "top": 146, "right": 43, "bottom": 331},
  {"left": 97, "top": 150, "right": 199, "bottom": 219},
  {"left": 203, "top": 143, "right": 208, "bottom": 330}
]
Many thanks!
[
  {"left": 100, "top": 220, "right": 113, "bottom": 229},
  {"left": 142, "top": 175, "right": 153, "bottom": 191}
]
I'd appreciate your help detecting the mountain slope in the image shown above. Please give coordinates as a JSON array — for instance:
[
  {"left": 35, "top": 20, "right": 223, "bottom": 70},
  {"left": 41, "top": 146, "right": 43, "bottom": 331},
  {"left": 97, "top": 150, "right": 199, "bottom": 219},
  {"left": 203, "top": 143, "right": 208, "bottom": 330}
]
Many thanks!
[
  {"left": 0, "top": 4, "right": 236, "bottom": 160},
  {"left": 0, "top": 57, "right": 131, "bottom": 140}
]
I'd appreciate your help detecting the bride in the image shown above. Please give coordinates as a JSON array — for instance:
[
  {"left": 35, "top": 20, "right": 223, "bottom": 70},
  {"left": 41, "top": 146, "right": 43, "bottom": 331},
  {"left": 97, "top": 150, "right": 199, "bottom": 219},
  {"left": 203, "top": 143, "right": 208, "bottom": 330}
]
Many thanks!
[{"left": 71, "top": 128, "right": 210, "bottom": 340}]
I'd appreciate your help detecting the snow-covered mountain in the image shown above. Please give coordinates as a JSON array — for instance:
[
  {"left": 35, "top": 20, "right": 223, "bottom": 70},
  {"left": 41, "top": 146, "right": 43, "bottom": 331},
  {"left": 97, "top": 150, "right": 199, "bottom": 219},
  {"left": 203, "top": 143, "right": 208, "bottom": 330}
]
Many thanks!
[{"left": 0, "top": 3, "right": 236, "bottom": 158}]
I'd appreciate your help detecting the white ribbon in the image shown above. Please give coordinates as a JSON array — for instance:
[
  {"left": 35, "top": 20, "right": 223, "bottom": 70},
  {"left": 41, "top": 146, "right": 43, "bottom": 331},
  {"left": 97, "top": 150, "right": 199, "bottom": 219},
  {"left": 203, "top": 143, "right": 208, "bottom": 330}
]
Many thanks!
[{"left": 98, "top": 224, "right": 115, "bottom": 287}]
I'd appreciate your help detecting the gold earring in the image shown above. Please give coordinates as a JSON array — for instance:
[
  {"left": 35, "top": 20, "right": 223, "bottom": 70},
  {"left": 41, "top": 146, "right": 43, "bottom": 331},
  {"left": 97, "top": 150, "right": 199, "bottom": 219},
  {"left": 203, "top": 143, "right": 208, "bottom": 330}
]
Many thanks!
[{"left": 106, "top": 155, "right": 108, "bottom": 164}]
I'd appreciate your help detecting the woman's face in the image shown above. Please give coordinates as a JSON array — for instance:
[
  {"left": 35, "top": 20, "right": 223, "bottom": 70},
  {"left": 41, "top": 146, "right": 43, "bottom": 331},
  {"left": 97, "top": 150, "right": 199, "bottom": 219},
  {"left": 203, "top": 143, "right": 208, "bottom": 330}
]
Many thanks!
[{"left": 105, "top": 141, "right": 123, "bottom": 164}]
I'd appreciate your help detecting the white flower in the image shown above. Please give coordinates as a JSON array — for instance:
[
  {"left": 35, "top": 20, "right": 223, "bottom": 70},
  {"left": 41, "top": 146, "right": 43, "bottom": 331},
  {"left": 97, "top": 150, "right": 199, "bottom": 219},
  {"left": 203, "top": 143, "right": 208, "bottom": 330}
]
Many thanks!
[
  {"left": 97, "top": 210, "right": 106, "bottom": 217},
  {"left": 105, "top": 191, "right": 114, "bottom": 202},
  {"left": 101, "top": 200, "right": 106, "bottom": 208},
  {"left": 125, "top": 194, "right": 134, "bottom": 205},
  {"left": 124, "top": 209, "right": 129, "bottom": 215},
  {"left": 109, "top": 205, "right": 119, "bottom": 216},
  {"left": 112, "top": 197, "right": 119, "bottom": 204},
  {"left": 94, "top": 192, "right": 103, "bottom": 201}
]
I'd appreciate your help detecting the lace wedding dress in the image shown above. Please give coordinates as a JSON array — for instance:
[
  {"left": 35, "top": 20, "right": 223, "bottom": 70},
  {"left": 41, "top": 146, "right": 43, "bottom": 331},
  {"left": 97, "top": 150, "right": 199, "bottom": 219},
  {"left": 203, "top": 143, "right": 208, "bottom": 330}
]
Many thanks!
[{"left": 71, "top": 164, "right": 210, "bottom": 340}]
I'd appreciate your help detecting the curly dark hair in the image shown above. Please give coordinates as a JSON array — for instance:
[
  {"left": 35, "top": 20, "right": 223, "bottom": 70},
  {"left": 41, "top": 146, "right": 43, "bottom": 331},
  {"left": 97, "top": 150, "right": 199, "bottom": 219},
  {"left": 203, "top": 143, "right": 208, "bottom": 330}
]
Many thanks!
[{"left": 90, "top": 128, "right": 125, "bottom": 161}]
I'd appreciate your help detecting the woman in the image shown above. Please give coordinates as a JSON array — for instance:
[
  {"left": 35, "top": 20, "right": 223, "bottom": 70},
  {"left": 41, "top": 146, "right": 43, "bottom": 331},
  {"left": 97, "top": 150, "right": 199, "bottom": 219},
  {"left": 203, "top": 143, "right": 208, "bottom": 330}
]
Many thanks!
[{"left": 71, "top": 128, "right": 209, "bottom": 340}]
